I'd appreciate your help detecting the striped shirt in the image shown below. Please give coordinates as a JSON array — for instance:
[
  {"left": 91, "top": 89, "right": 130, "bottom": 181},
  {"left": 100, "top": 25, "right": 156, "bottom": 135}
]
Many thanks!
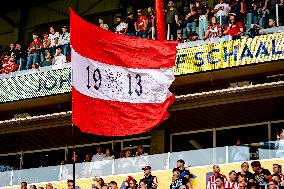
[
  {"left": 207, "top": 174, "right": 227, "bottom": 189},
  {"left": 224, "top": 181, "right": 238, "bottom": 189}
]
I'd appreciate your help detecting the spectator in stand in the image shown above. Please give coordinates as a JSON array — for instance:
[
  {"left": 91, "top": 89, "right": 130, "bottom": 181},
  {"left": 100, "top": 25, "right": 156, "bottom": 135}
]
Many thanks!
[
  {"left": 166, "top": 1, "right": 178, "bottom": 40},
  {"left": 248, "top": 183, "right": 260, "bottom": 189},
  {"left": 84, "top": 154, "right": 92, "bottom": 162},
  {"left": 263, "top": 0, "right": 280, "bottom": 21},
  {"left": 223, "top": 13, "right": 244, "bottom": 38},
  {"left": 27, "top": 33, "right": 42, "bottom": 70},
  {"left": 40, "top": 52, "right": 52, "bottom": 67},
  {"left": 93, "top": 177, "right": 108, "bottom": 189},
  {"left": 98, "top": 17, "right": 109, "bottom": 30},
  {"left": 136, "top": 145, "right": 148, "bottom": 156},
  {"left": 104, "top": 148, "right": 115, "bottom": 160},
  {"left": 67, "top": 180, "right": 73, "bottom": 189},
  {"left": 177, "top": 33, "right": 185, "bottom": 43},
  {"left": 46, "top": 183, "right": 53, "bottom": 189},
  {"left": 276, "top": 129, "right": 284, "bottom": 158},
  {"left": 207, "top": 165, "right": 227, "bottom": 189},
  {"left": 170, "top": 168, "right": 193, "bottom": 189},
  {"left": 120, "top": 176, "right": 138, "bottom": 189},
  {"left": 0, "top": 52, "right": 10, "bottom": 73},
  {"left": 184, "top": 2, "right": 199, "bottom": 39},
  {"left": 251, "top": 161, "right": 272, "bottom": 187},
  {"left": 215, "top": 176, "right": 225, "bottom": 189},
  {"left": 225, "top": 170, "right": 238, "bottom": 189},
  {"left": 230, "top": 0, "right": 246, "bottom": 22},
  {"left": 176, "top": 159, "right": 190, "bottom": 181},
  {"left": 273, "top": 164, "right": 284, "bottom": 181},
  {"left": 246, "top": 1, "right": 259, "bottom": 31},
  {"left": 7, "top": 43, "right": 16, "bottom": 56},
  {"left": 52, "top": 46, "right": 66, "bottom": 67},
  {"left": 203, "top": 16, "right": 222, "bottom": 39},
  {"left": 247, "top": 24, "right": 262, "bottom": 38},
  {"left": 139, "top": 179, "right": 148, "bottom": 189},
  {"left": 146, "top": 7, "right": 155, "bottom": 39},
  {"left": 92, "top": 146, "right": 105, "bottom": 161},
  {"left": 29, "top": 185, "right": 37, "bottom": 189},
  {"left": 2, "top": 55, "right": 19, "bottom": 74},
  {"left": 272, "top": 174, "right": 283, "bottom": 187},
  {"left": 125, "top": 149, "right": 132, "bottom": 158},
  {"left": 41, "top": 32, "right": 50, "bottom": 63},
  {"left": 120, "top": 150, "right": 125, "bottom": 158},
  {"left": 268, "top": 18, "right": 277, "bottom": 28},
  {"left": 258, "top": 1, "right": 270, "bottom": 29},
  {"left": 237, "top": 162, "right": 254, "bottom": 183},
  {"left": 196, "top": 1, "right": 210, "bottom": 39},
  {"left": 59, "top": 26, "right": 70, "bottom": 56},
  {"left": 213, "top": 0, "right": 231, "bottom": 28},
  {"left": 238, "top": 174, "right": 248, "bottom": 185},
  {"left": 141, "top": 166, "right": 158, "bottom": 189},
  {"left": 268, "top": 180, "right": 280, "bottom": 189},
  {"left": 115, "top": 16, "right": 127, "bottom": 34},
  {"left": 136, "top": 9, "right": 147, "bottom": 38},
  {"left": 49, "top": 26, "right": 59, "bottom": 57},
  {"left": 38, "top": 187, "right": 44, "bottom": 189},
  {"left": 189, "top": 31, "right": 199, "bottom": 41},
  {"left": 14, "top": 42, "right": 27, "bottom": 71},
  {"left": 108, "top": 181, "right": 118, "bottom": 189},
  {"left": 125, "top": 12, "right": 136, "bottom": 37},
  {"left": 21, "top": 182, "right": 27, "bottom": 189},
  {"left": 238, "top": 181, "right": 248, "bottom": 189}
]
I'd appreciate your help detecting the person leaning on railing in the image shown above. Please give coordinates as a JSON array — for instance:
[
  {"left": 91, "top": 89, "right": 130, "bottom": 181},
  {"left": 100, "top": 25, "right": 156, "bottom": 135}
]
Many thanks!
[{"left": 203, "top": 16, "right": 222, "bottom": 40}]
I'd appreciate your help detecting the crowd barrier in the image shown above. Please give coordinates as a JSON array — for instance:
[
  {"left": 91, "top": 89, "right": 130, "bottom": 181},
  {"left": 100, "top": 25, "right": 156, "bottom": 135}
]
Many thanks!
[
  {"left": 0, "top": 157, "right": 282, "bottom": 189},
  {"left": 0, "top": 143, "right": 281, "bottom": 188}
]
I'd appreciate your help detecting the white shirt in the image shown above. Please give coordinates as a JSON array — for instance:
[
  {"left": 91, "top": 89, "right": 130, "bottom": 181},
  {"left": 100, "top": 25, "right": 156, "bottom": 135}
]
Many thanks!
[
  {"left": 115, "top": 22, "right": 127, "bottom": 34},
  {"left": 49, "top": 32, "right": 59, "bottom": 47},
  {"left": 59, "top": 32, "right": 70, "bottom": 45},
  {"left": 92, "top": 153, "right": 105, "bottom": 161},
  {"left": 214, "top": 3, "right": 230, "bottom": 17},
  {"left": 53, "top": 53, "right": 66, "bottom": 69},
  {"left": 103, "top": 155, "right": 115, "bottom": 160}
]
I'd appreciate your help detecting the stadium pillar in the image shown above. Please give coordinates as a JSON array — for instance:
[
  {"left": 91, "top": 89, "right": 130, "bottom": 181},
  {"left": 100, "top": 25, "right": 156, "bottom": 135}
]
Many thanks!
[
  {"left": 155, "top": 0, "right": 166, "bottom": 41},
  {"left": 150, "top": 129, "right": 165, "bottom": 154}
]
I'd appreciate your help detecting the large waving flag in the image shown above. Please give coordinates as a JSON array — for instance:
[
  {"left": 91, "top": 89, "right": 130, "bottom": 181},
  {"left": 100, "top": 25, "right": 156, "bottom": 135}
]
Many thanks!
[{"left": 70, "top": 10, "right": 176, "bottom": 136}]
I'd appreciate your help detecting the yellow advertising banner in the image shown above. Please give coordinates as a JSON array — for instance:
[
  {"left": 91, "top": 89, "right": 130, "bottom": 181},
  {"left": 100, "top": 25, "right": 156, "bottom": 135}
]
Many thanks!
[
  {"left": 3, "top": 159, "right": 283, "bottom": 189},
  {"left": 174, "top": 32, "right": 284, "bottom": 75}
]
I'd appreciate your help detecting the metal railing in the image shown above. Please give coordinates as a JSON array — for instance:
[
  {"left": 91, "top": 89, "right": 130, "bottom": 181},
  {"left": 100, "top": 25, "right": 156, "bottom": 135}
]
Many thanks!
[{"left": 0, "top": 141, "right": 280, "bottom": 187}]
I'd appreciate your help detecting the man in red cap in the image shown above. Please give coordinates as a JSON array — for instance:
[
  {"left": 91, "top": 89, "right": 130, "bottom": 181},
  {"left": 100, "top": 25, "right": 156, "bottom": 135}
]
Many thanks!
[{"left": 141, "top": 166, "right": 158, "bottom": 189}]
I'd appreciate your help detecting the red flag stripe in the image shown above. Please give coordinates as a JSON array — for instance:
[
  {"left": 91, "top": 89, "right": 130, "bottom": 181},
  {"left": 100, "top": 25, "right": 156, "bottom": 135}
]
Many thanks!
[
  {"left": 70, "top": 9, "right": 177, "bottom": 69},
  {"left": 72, "top": 87, "right": 175, "bottom": 136}
]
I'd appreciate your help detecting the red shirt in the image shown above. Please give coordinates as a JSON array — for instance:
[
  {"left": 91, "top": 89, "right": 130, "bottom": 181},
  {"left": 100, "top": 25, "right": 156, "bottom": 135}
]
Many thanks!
[
  {"left": 29, "top": 39, "right": 43, "bottom": 54},
  {"left": 224, "top": 22, "right": 243, "bottom": 36},
  {"left": 137, "top": 16, "right": 147, "bottom": 31},
  {"left": 224, "top": 181, "right": 238, "bottom": 189},
  {"left": 3, "top": 62, "right": 18, "bottom": 74},
  {"left": 207, "top": 174, "right": 227, "bottom": 189}
]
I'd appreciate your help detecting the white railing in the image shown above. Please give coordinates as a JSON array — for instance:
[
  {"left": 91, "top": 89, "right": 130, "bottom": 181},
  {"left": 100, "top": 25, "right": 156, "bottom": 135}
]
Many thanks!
[{"left": 0, "top": 142, "right": 280, "bottom": 187}]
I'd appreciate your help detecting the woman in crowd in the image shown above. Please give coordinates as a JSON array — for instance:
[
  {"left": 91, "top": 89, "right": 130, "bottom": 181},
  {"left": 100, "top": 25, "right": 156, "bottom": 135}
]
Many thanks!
[
  {"left": 104, "top": 148, "right": 115, "bottom": 160},
  {"left": 223, "top": 13, "right": 244, "bottom": 38},
  {"left": 203, "top": 16, "right": 222, "bottom": 40},
  {"left": 2, "top": 55, "right": 18, "bottom": 74}
]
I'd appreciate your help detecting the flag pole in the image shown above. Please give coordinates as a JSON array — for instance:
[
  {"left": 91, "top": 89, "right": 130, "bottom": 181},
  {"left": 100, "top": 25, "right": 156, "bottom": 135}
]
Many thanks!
[
  {"left": 72, "top": 123, "right": 76, "bottom": 189},
  {"left": 155, "top": 0, "right": 166, "bottom": 41}
]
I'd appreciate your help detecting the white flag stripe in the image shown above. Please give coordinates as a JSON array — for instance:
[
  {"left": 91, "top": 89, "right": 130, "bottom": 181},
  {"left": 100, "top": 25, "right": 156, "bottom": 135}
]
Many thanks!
[{"left": 72, "top": 50, "right": 174, "bottom": 103}]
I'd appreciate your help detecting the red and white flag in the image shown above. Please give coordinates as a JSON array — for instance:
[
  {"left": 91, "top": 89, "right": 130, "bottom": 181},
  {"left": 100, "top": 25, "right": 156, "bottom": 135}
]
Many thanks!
[{"left": 70, "top": 10, "right": 176, "bottom": 136}]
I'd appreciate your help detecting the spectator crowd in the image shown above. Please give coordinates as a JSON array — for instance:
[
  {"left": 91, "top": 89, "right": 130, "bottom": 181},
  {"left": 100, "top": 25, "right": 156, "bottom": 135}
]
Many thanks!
[
  {"left": 0, "top": 0, "right": 284, "bottom": 75},
  {"left": 0, "top": 26, "right": 70, "bottom": 75},
  {"left": 19, "top": 159, "right": 284, "bottom": 189}
]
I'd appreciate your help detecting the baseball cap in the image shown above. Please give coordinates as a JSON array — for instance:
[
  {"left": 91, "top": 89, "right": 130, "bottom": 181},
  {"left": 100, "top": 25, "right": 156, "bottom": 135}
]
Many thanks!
[{"left": 142, "top": 166, "right": 151, "bottom": 170}]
